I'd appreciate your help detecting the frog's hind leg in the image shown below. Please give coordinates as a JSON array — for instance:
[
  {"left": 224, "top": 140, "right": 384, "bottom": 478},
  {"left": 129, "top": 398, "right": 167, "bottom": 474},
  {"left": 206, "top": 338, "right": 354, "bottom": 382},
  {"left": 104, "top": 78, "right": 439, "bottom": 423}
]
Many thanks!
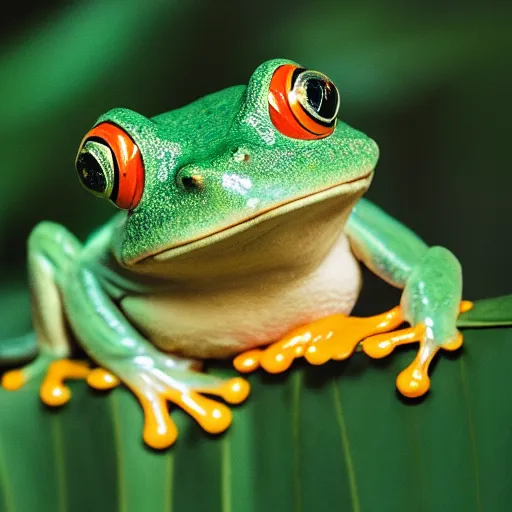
[
  {"left": 1, "top": 222, "right": 81, "bottom": 391},
  {"left": 56, "top": 261, "right": 250, "bottom": 449}
]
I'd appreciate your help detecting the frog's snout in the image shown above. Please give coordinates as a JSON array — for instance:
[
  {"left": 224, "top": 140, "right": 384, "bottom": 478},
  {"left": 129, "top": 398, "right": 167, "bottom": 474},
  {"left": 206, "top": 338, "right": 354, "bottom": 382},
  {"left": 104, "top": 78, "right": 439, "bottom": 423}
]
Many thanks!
[
  {"left": 355, "top": 135, "right": 379, "bottom": 174},
  {"left": 366, "top": 136, "right": 379, "bottom": 162}
]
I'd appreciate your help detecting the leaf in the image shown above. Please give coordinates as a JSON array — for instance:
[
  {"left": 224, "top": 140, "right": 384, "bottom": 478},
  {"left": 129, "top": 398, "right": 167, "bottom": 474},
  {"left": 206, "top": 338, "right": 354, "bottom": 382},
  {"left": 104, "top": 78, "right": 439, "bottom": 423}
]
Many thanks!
[
  {"left": 457, "top": 295, "right": 512, "bottom": 327},
  {"left": 1, "top": 326, "right": 512, "bottom": 511}
]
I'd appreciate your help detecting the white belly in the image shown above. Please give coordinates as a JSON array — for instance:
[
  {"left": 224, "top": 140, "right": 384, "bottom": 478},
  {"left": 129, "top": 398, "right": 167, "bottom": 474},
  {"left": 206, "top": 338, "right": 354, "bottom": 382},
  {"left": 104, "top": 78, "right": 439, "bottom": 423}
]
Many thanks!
[{"left": 121, "top": 234, "right": 361, "bottom": 358}]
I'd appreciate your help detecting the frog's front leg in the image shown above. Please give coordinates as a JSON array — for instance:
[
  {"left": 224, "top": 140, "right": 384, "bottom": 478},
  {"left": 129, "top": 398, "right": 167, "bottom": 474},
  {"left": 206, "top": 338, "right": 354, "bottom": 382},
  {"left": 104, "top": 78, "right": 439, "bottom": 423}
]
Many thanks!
[
  {"left": 59, "top": 263, "right": 249, "bottom": 449},
  {"left": 236, "top": 199, "right": 470, "bottom": 399},
  {"left": 362, "top": 247, "right": 472, "bottom": 396},
  {"left": 347, "top": 199, "right": 470, "bottom": 397},
  {"left": 2, "top": 222, "right": 82, "bottom": 391}
]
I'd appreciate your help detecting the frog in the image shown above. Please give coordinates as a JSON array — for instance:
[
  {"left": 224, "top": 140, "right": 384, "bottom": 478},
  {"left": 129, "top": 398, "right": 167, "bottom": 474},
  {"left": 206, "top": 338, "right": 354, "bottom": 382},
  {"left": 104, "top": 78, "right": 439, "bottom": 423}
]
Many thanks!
[{"left": 0, "top": 58, "right": 473, "bottom": 450}]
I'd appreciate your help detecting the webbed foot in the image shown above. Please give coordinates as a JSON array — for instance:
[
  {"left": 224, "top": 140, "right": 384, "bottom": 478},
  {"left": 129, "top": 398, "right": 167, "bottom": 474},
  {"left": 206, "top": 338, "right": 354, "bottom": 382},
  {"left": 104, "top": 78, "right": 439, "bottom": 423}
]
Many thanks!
[
  {"left": 2, "top": 356, "right": 90, "bottom": 405},
  {"left": 3, "top": 354, "right": 249, "bottom": 450},
  {"left": 1, "top": 352, "right": 89, "bottom": 405},
  {"left": 234, "top": 306, "right": 403, "bottom": 374},
  {"left": 362, "top": 301, "right": 472, "bottom": 397},
  {"left": 90, "top": 360, "right": 250, "bottom": 450}
]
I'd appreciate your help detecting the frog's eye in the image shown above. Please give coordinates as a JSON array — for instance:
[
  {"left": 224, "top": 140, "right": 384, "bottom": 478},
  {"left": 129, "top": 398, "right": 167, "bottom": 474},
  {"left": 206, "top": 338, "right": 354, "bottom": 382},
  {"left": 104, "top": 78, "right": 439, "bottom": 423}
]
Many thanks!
[
  {"left": 268, "top": 64, "right": 340, "bottom": 140},
  {"left": 75, "top": 122, "right": 144, "bottom": 210}
]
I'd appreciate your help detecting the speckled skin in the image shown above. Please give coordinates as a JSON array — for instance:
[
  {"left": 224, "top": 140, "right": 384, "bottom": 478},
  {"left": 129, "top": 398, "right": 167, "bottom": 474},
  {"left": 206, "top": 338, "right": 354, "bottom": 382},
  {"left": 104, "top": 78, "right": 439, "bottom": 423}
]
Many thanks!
[
  {"left": 2, "top": 59, "right": 463, "bottom": 444},
  {"left": 100, "top": 59, "right": 377, "bottom": 265}
]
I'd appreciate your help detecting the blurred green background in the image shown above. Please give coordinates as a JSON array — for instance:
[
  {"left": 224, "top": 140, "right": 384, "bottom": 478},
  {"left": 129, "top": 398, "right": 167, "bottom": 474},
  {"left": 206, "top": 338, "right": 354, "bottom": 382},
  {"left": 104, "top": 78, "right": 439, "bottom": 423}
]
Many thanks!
[
  {"left": 1, "top": 4, "right": 512, "bottom": 511},
  {"left": 0, "top": 0, "right": 511, "bottom": 333}
]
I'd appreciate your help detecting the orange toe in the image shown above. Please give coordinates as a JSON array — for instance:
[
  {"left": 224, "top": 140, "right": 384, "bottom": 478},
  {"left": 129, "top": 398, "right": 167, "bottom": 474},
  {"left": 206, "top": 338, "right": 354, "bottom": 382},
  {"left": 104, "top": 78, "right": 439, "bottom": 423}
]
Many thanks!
[{"left": 39, "top": 360, "right": 90, "bottom": 407}]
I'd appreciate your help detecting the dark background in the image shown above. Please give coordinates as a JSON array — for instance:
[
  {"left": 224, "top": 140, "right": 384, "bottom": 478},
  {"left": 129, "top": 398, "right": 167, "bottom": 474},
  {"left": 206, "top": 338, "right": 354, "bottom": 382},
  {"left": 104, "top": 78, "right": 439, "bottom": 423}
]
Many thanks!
[{"left": 1, "top": 0, "right": 511, "bottom": 332}]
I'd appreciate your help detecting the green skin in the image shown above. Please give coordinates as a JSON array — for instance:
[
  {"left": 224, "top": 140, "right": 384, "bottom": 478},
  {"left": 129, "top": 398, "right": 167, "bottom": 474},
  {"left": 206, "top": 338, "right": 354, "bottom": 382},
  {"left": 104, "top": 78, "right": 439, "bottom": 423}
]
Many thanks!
[{"left": 2, "top": 59, "right": 461, "bottom": 440}]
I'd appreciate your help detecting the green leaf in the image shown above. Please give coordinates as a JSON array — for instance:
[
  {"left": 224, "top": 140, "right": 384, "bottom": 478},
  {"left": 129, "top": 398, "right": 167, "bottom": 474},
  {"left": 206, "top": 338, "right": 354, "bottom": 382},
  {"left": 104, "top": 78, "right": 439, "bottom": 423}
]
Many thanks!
[
  {"left": 457, "top": 295, "right": 512, "bottom": 327},
  {"left": 1, "top": 326, "right": 512, "bottom": 511}
]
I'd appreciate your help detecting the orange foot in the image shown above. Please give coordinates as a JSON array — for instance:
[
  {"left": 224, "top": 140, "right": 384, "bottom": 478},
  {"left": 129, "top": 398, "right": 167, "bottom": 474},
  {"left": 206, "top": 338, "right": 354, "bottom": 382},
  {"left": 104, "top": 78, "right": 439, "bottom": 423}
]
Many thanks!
[
  {"left": 234, "top": 306, "right": 404, "bottom": 374},
  {"left": 3, "top": 358, "right": 249, "bottom": 450},
  {"left": 2, "top": 357, "right": 91, "bottom": 405},
  {"left": 3, "top": 358, "right": 106, "bottom": 406},
  {"left": 362, "top": 301, "right": 473, "bottom": 398},
  {"left": 116, "top": 370, "right": 249, "bottom": 450}
]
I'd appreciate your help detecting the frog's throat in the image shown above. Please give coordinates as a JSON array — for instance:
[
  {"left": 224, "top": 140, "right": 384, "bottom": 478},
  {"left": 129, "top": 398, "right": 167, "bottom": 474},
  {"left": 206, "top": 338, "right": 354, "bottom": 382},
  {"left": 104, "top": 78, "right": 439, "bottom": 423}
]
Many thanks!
[{"left": 148, "top": 170, "right": 374, "bottom": 262}]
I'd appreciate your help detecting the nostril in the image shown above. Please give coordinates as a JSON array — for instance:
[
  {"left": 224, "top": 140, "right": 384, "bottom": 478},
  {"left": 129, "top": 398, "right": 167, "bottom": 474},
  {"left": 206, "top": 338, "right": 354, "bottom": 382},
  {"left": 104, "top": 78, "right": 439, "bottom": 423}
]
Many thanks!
[{"left": 180, "top": 174, "right": 204, "bottom": 190}]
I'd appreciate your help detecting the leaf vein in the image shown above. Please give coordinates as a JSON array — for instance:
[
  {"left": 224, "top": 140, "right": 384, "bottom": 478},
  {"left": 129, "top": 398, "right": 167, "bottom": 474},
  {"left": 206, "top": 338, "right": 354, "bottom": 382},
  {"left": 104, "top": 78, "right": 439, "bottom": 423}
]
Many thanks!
[
  {"left": 164, "top": 452, "right": 174, "bottom": 512},
  {"left": 332, "top": 380, "right": 360, "bottom": 512},
  {"left": 459, "top": 358, "right": 483, "bottom": 512},
  {"left": 110, "top": 392, "right": 127, "bottom": 512},
  {"left": 221, "top": 433, "right": 231, "bottom": 512},
  {"left": 51, "top": 414, "right": 67, "bottom": 512},
  {"left": 292, "top": 371, "right": 302, "bottom": 512}
]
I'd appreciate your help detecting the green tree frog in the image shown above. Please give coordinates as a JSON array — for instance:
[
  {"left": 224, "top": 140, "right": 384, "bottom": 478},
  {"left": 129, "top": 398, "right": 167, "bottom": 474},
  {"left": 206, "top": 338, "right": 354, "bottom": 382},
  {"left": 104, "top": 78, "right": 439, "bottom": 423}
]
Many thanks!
[{"left": 0, "top": 59, "right": 471, "bottom": 450}]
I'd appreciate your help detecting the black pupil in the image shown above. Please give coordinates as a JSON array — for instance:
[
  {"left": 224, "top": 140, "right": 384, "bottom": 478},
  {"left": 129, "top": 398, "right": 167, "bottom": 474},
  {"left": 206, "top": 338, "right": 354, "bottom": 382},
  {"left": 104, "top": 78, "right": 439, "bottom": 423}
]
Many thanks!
[
  {"left": 76, "top": 151, "right": 107, "bottom": 194},
  {"left": 305, "top": 78, "right": 338, "bottom": 119}
]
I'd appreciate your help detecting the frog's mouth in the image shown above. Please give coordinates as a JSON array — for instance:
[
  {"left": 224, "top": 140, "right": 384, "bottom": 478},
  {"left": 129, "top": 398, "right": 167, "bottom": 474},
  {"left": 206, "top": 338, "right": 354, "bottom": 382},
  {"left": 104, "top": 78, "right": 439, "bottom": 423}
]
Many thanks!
[{"left": 148, "top": 170, "right": 373, "bottom": 262}]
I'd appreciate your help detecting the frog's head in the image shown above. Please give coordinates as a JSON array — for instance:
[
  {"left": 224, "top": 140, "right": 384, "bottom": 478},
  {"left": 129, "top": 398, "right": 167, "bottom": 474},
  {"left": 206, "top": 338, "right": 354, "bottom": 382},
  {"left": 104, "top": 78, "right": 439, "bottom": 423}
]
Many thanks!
[{"left": 75, "top": 59, "right": 378, "bottom": 273}]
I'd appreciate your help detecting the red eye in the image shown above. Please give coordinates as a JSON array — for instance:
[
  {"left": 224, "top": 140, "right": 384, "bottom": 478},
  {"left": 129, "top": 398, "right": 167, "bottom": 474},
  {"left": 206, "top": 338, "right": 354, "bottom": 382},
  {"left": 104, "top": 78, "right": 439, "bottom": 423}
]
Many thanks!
[
  {"left": 75, "top": 122, "right": 144, "bottom": 210},
  {"left": 268, "top": 64, "right": 340, "bottom": 140}
]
